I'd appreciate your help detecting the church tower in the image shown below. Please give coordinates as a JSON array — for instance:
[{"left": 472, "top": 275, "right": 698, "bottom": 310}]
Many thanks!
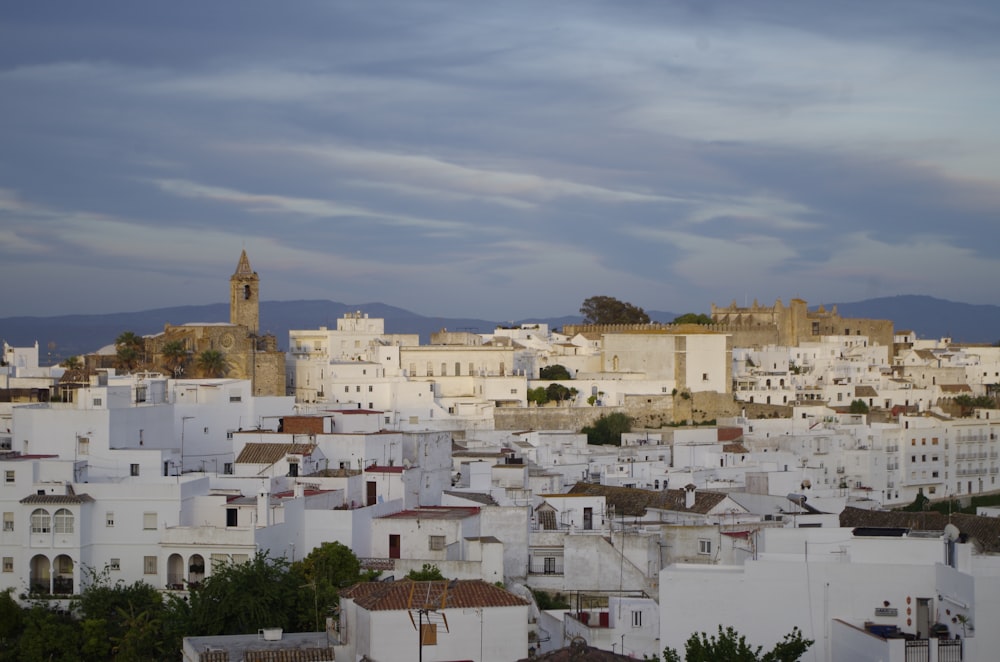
[{"left": 230, "top": 249, "right": 259, "bottom": 333}]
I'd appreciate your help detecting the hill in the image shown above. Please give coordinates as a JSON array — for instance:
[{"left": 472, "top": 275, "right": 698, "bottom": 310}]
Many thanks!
[{"left": 2, "top": 296, "right": 995, "bottom": 365}]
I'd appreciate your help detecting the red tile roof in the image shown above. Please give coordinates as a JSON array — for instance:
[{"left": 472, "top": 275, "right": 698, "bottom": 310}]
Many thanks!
[{"left": 342, "top": 579, "right": 528, "bottom": 611}]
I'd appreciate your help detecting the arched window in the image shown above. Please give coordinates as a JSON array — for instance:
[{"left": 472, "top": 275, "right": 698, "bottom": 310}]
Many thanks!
[
  {"left": 53, "top": 508, "right": 74, "bottom": 534},
  {"left": 30, "top": 509, "right": 50, "bottom": 534}
]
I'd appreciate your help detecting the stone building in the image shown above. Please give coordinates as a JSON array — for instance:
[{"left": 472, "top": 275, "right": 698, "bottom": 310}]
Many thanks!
[{"left": 144, "top": 250, "right": 286, "bottom": 396}]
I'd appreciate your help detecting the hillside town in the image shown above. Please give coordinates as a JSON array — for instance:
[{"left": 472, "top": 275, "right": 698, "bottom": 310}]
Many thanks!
[{"left": 2, "top": 251, "right": 999, "bottom": 661}]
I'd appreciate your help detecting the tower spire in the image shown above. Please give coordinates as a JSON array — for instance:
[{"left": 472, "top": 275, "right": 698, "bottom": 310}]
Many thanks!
[{"left": 234, "top": 249, "right": 253, "bottom": 277}]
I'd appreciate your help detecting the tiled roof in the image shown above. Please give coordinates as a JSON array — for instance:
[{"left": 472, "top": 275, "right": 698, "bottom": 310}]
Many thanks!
[
  {"left": 567, "top": 482, "right": 729, "bottom": 516},
  {"left": 443, "top": 490, "right": 498, "bottom": 506},
  {"left": 839, "top": 507, "right": 1000, "bottom": 553},
  {"left": 722, "top": 442, "right": 750, "bottom": 454},
  {"left": 855, "top": 385, "right": 879, "bottom": 397},
  {"left": 342, "top": 579, "right": 528, "bottom": 611},
  {"left": 20, "top": 493, "right": 94, "bottom": 505},
  {"left": 235, "top": 443, "right": 315, "bottom": 464},
  {"left": 940, "top": 384, "right": 972, "bottom": 393},
  {"left": 380, "top": 506, "right": 480, "bottom": 520}
]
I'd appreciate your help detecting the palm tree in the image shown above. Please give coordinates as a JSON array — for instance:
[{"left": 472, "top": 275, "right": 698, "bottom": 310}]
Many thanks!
[
  {"left": 161, "top": 340, "right": 188, "bottom": 378},
  {"left": 114, "top": 331, "right": 144, "bottom": 373},
  {"left": 61, "top": 356, "right": 82, "bottom": 371},
  {"left": 196, "top": 350, "right": 228, "bottom": 378}
]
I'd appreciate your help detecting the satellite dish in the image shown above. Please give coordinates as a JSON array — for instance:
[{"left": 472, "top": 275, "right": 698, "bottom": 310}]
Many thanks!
[{"left": 944, "top": 523, "right": 960, "bottom": 541}]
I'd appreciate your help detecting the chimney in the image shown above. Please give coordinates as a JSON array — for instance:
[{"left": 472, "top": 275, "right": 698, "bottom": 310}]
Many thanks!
[
  {"left": 257, "top": 489, "right": 270, "bottom": 527},
  {"left": 684, "top": 483, "right": 697, "bottom": 509}
]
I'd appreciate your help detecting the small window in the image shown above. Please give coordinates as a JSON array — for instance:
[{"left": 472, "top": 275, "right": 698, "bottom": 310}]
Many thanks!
[
  {"left": 429, "top": 535, "right": 446, "bottom": 551},
  {"left": 143, "top": 512, "right": 157, "bottom": 530},
  {"left": 368, "top": 385, "right": 373, "bottom": 392},
  {"left": 344, "top": 386, "right": 350, "bottom": 393},
  {"left": 702, "top": 373, "right": 709, "bottom": 381},
  {"left": 130, "top": 464, "right": 140, "bottom": 477},
  {"left": 226, "top": 430, "right": 234, "bottom": 440},
  {"left": 223, "top": 462, "right": 234, "bottom": 475},
  {"left": 226, "top": 508, "right": 238, "bottom": 527},
  {"left": 109, "top": 558, "right": 121, "bottom": 571},
  {"left": 106, "top": 512, "right": 115, "bottom": 527},
  {"left": 2, "top": 557, "right": 11, "bottom": 573},
  {"left": 544, "top": 557, "right": 556, "bottom": 574},
  {"left": 144, "top": 556, "right": 157, "bottom": 574},
  {"left": 632, "top": 610, "right": 642, "bottom": 627},
  {"left": 4, "top": 470, "right": 13, "bottom": 484},
  {"left": 698, "top": 539, "right": 712, "bottom": 555},
  {"left": 2, "top": 512, "right": 11, "bottom": 531},
  {"left": 93, "top": 398, "right": 102, "bottom": 407},
  {"left": 232, "top": 553, "right": 249, "bottom": 565}
]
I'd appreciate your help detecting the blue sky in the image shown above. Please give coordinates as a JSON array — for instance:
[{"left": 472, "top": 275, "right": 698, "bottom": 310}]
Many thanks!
[{"left": 2, "top": 1, "right": 998, "bottom": 320}]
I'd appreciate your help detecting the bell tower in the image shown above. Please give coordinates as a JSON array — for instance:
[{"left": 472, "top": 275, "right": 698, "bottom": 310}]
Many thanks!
[{"left": 230, "top": 249, "right": 259, "bottom": 333}]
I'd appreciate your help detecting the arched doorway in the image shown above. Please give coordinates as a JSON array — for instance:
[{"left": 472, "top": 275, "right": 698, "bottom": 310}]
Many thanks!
[
  {"left": 30, "top": 555, "right": 50, "bottom": 594},
  {"left": 168, "top": 554, "right": 184, "bottom": 589},
  {"left": 52, "top": 554, "right": 74, "bottom": 594},
  {"left": 188, "top": 554, "right": 205, "bottom": 586}
]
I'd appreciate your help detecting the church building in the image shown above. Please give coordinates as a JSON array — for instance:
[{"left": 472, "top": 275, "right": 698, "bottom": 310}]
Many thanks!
[{"left": 143, "top": 251, "right": 285, "bottom": 396}]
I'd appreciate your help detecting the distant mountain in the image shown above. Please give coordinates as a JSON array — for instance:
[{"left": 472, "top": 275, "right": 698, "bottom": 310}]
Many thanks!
[
  {"left": 827, "top": 295, "right": 1000, "bottom": 345},
  {"left": 3, "top": 295, "right": 994, "bottom": 365},
  {"left": 0, "top": 300, "right": 590, "bottom": 364}
]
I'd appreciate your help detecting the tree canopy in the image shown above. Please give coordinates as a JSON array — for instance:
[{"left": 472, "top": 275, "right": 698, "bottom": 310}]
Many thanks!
[
  {"left": 580, "top": 296, "right": 650, "bottom": 325},
  {"left": 406, "top": 563, "right": 446, "bottom": 581},
  {"left": 849, "top": 399, "right": 870, "bottom": 414},
  {"left": 581, "top": 412, "right": 632, "bottom": 445},
  {"left": 539, "top": 364, "right": 572, "bottom": 380},
  {"left": 195, "top": 349, "right": 228, "bottom": 378},
  {"left": 662, "top": 625, "right": 813, "bottom": 662}
]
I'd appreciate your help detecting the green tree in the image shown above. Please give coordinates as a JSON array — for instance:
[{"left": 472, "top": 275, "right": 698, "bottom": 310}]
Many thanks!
[
  {"left": 546, "top": 383, "right": 571, "bottom": 403},
  {"left": 16, "top": 603, "right": 82, "bottom": 662},
  {"left": 406, "top": 563, "right": 445, "bottom": 581},
  {"left": 672, "top": 313, "right": 713, "bottom": 325},
  {"left": 174, "top": 551, "right": 310, "bottom": 637},
  {"left": 61, "top": 355, "right": 83, "bottom": 371},
  {"left": 527, "top": 387, "right": 550, "bottom": 406},
  {"left": 582, "top": 412, "right": 632, "bottom": 445},
  {"left": 539, "top": 364, "right": 572, "bottom": 380},
  {"left": 580, "top": 296, "right": 650, "bottom": 325},
  {"left": 662, "top": 625, "right": 813, "bottom": 662},
  {"left": 195, "top": 349, "right": 228, "bottom": 378},
  {"left": 161, "top": 340, "right": 189, "bottom": 378},
  {"left": 114, "top": 331, "right": 144, "bottom": 374},
  {"left": 76, "top": 568, "right": 165, "bottom": 661},
  {"left": 848, "top": 399, "right": 869, "bottom": 414},
  {"left": 290, "top": 542, "right": 367, "bottom": 631}
]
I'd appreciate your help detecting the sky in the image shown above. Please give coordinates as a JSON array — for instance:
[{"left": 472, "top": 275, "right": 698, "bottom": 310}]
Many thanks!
[{"left": 2, "top": 1, "right": 999, "bottom": 321}]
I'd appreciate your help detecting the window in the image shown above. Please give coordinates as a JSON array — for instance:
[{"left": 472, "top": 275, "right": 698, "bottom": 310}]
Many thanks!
[
  {"left": 211, "top": 553, "right": 229, "bottom": 568},
  {"left": 2, "top": 557, "right": 11, "bottom": 573},
  {"left": 226, "top": 430, "right": 234, "bottom": 440},
  {"left": 232, "top": 554, "right": 249, "bottom": 565},
  {"left": 53, "top": 508, "right": 74, "bottom": 534},
  {"left": 130, "top": 464, "right": 140, "bottom": 477},
  {"left": 4, "top": 470, "right": 13, "bottom": 484},
  {"left": 632, "top": 610, "right": 643, "bottom": 627},
  {"left": 109, "top": 558, "right": 120, "bottom": 571},
  {"left": 144, "top": 556, "right": 157, "bottom": 574},
  {"left": 355, "top": 386, "right": 360, "bottom": 392},
  {"left": 932, "top": 437, "right": 939, "bottom": 445},
  {"left": 698, "top": 539, "right": 712, "bottom": 555},
  {"left": 93, "top": 398, "right": 102, "bottom": 406},
  {"left": 428, "top": 535, "right": 446, "bottom": 551},
  {"left": 229, "top": 394, "right": 242, "bottom": 403},
  {"left": 368, "top": 385, "right": 373, "bottom": 392},
  {"left": 3, "top": 512, "right": 12, "bottom": 532},
  {"left": 223, "top": 462, "right": 233, "bottom": 475},
  {"left": 106, "top": 512, "right": 115, "bottom": 527},
  {"left": 31, "top": 508, "right": 50, "bottom": 534},
  {"left": 143, "top": 512, "right": 157, "bottom": 530},
  {"left": 544, "top": 557, "right": 556, "bottom": 574},
  {"left": 226, "top": 508, "right": 238, "bottom": 527},
  {"left": 702, "top": 372, "right": 709, "bottom": 381},
  {"left": 344, "top": 386, "right": 350, "bottom": 393}
]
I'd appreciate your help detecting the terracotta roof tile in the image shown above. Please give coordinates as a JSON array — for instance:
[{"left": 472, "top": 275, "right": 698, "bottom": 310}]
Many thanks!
[
  {"left": 235, "top": 443, "right": 316, "bottom": 464},
  {"left": 567, "top": 482, "right": 729, "bottom": 516},
  {"left": 342, "top": 579, "right": 528, "bottom": 611}
]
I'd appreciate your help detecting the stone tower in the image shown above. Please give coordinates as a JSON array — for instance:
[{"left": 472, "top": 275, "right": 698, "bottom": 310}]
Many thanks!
[{"left": 230, "top": 249, "right": 259, "bottom": 333}]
